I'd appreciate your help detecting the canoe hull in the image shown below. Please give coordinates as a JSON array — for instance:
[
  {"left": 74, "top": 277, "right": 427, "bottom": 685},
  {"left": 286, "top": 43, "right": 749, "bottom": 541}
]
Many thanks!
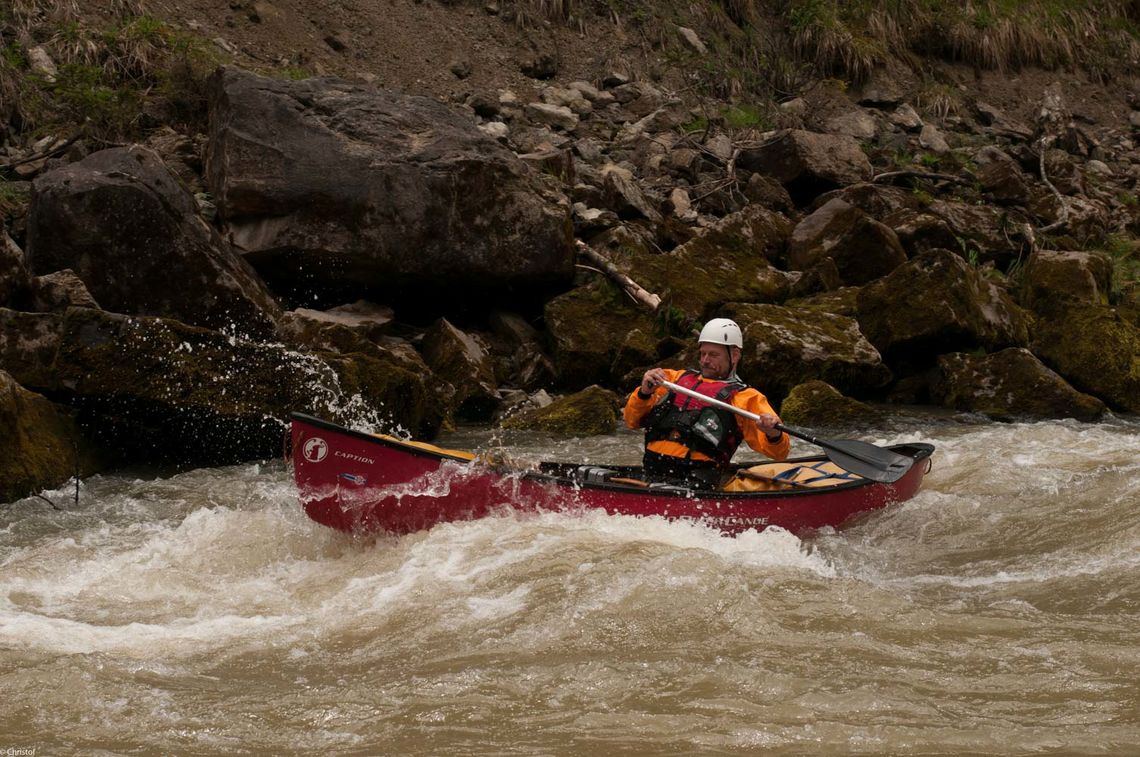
[{"left": 290, "top": 414, "right": 934, "bottom": 536}]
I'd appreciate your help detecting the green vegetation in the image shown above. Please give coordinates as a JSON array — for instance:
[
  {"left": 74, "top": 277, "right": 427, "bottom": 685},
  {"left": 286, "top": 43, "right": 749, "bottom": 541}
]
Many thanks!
[
  {"left": 1101, "top": 233, "right": 1140, "bottom": 302},
  {"left": 1, "top": 2, "right": 219, "bottom": 142}
]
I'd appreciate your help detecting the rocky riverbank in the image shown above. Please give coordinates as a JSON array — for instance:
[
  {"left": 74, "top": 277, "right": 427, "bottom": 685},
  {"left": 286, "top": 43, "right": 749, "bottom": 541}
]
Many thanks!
[{"left": 2, "top": 1, "right": 1139, "bottom": 501}]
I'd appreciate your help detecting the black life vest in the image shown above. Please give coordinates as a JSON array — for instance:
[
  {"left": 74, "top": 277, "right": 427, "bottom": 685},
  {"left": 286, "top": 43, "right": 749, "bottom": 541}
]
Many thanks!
[{"left": 642, "top": 370, "right": 746, "bottom": 467}]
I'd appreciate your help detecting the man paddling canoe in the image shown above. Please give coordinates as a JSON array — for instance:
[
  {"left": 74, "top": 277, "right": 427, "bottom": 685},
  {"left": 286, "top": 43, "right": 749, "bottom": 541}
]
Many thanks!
[{"left": 623, "top": 318, "right": 790, "bottom": 489}]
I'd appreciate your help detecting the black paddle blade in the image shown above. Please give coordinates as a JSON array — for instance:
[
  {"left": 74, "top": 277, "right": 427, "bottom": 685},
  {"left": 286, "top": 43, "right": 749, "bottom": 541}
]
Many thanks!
[
  {"left": 774, "top": 424, "right": 915, "bottom": 483},
  {"left": 818, "top": 439, "right": 914, "bottom": 483}
]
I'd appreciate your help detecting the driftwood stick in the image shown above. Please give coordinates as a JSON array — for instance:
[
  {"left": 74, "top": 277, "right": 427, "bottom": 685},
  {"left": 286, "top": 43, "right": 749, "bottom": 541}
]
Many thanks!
[
  {"left": 575, "top": 240, "right": 661, "bottom": 311},
  {"left": 872, "top": 170, "right": 970, "bottom": 185},
  {"left": 0, "top": 131, "right": 83, "bottom": 170}
]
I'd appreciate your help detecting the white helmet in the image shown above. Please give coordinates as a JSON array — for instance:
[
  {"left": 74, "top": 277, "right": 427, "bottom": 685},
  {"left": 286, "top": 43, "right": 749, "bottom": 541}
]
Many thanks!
[{"left": 698, "top": 318, "right": 743, "bottom": 349}]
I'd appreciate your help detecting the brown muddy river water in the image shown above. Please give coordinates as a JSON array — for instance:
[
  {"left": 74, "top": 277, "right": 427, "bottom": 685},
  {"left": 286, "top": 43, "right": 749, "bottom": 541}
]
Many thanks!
[{"left": 1, "top": 417, "right": 1138, "bottom": 754}]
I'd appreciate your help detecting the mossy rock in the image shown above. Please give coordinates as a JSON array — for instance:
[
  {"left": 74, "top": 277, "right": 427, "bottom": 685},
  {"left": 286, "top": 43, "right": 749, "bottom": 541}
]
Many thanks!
[
  {"left": 856, "top": 248, "right": 1030, "bottom": 370},
  {"left": 721, "top": 302, "right": 892, "bottom": 405},
  {"left": 499, "top": 385, "right": 619, "bottom": 436},
  {"left": 1020, "top": 249, "right": 1113, "bottom": 313},
  {"left": 780, "top": 380, "right": 884, "bottom": 427},
  {"left": 930, "top": 348, "right": 1106, "bottom": 421},
  {"left": 1030, "top": 301, "right": 1140, "bottom": 413},
  {"left": 544, "top": 279, "right": 659, "bottom": 388},
  {"left": 625, "top": 205, "right": 793, "bottom": 319},
  {"left": 0, "top": 370, "right": 108, "bottom": 503}
]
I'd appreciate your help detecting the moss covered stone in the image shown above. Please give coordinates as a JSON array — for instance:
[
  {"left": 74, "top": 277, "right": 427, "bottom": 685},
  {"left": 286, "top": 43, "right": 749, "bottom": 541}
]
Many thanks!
[
  {"left": 779, "top": 380, "right": 884, "bottom": 428},
  {"left": 598, "top": 205, "right": 793, "bottom": 324},
  {"left": 856, "top": 248, "right": 1030, "bottom": 369},
  {"left": 544, "top": 279, "right": 659, "bottom": 388},
  {"left": 1020, "top": 249, "right": 1113, "bottom": 313},
  {"left": 930, "top": 348, "right": 1106, "bottom": 421},
  {"left": 499, "top": 385, "right": 619, "bottom": 436},
  {"left": 1030, "top": 302, "right": 1140, "bottom": 413},
  {"left": 720, "top": 302, "right": 892, "bottom": 405},
  {"left": 0, "top": 370, "right": 107, "bottom": 503}
]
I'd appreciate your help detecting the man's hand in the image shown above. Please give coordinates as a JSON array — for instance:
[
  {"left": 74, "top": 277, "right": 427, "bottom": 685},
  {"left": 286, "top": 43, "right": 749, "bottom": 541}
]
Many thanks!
[
  {"left": 755, "top": 412, "right": 782, "bottom": 442},
  {"left": 640, "top": 368, "right": 667, "bottom": 396}
]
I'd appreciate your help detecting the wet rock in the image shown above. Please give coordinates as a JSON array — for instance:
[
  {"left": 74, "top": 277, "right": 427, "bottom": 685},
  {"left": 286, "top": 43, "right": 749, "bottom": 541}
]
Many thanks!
[
  {"left": 923, "top": 198, "right": 1031, "bottom": 269},
  {"left": 738, "top": 130, "right": 873, "bottom": 204},
  {"left": 1030, "top": 301, "right": 1140, "bottom": 413},
  {"left": 421, "top": 318, "right": 500, "bottom": 421},
  {"left": 721, "top": 302, "right": 892, "bottom": 405},
  {"left": 499, "top": 384, "right": 618, "bottom": 436},
  {"left": 0, "top": 370, "right": 107, "bottom": 503},
  {"left": 28, "top": 146, "right": 280, "bottom": 337},
  {"left": 856, "top": 248, "right": 1030, "bottom": 370},
  {"left": 788, "top": 198, "right": 908, "bottom": 285},
  {"left": 779, "top": 379, "right": 884, "bottom": 427},
  {"left": 930, "top": 348, "right": 1106, "bottom": 422},
  {"left": 0, "top": 307, "right": 446, "bottom": 463},
  {"left": 205, "top": 67, "right": 573, "bottom": 310},
  {"left": 487, "top": 310, "right": 557, "bottom": 391}
]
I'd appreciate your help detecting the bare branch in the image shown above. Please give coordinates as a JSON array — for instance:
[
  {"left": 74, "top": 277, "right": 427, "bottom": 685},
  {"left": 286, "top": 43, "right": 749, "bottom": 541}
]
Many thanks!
[{"left": 575, "top": 241, "right": 661, "bottom": 311}]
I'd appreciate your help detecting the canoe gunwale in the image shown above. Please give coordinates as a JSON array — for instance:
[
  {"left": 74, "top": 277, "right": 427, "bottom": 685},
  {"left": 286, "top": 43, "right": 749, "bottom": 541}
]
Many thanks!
[{"left": 289, "top": 412, "right": 935, "bottom": 502}]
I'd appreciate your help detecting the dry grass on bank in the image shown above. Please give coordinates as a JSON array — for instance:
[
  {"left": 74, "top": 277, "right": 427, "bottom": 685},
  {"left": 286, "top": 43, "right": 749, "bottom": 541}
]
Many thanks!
[
  {"left": 1, "top": 0, "right": 216, "bottom": 141},
  {"left": 511, "top": 0, "right": 1140, "bottom": 84}
]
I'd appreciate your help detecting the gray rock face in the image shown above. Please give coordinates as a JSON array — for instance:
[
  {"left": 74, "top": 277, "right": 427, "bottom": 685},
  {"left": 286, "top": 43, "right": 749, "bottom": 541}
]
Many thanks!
[
  {"left": 737, "top": 130, "right": 873, "bottom": 204},
  {"left": 788, "top": 198, "right": 908, "bottom": 285},
  {"left": 205, "top": 66, "right": 574, "bottom": 308},
  {"left": 27, "top": 146, "right": 281, "bottom": 337}
]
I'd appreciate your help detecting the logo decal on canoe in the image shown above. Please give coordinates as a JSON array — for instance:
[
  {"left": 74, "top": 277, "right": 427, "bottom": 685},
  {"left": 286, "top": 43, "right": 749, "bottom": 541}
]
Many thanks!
[
  {"left": 339, "top": 472, "right": 367, "bottom": 485},
  {"left": 303, "top": 437, "right": 328, "bottom": 463}
]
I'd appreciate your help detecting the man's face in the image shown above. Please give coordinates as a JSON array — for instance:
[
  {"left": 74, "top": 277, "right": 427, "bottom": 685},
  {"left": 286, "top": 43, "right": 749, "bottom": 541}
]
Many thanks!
[{"left": 698, "top": 342, "right": 736, "bottom": 379}]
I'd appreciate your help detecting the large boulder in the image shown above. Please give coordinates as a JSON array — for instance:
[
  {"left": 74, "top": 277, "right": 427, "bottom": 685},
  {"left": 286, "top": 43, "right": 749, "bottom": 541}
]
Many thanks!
[
  {"left": 499, "top": 385, "right": 619, "bottom": 436},
  {"left": 737, "top": 130, "right": 873, "bottom": 204},
  {"left": 787, "top": 198, "right": 907, "bottom": 284},
  {"left": 856, "top": 248, "right": 1030, "bottom": 369},
  {"left": 26, "top": 146, "right": 280, "bottom": 338},
  {"left": 206, "top": 66, "right": 574, "bottom": 309},
  {"left": 1019, "top": 249, "right": 1113, "bottom": 312},
  {"left": 0, "top": 370, "right": 107, "bottom": 503},
  {"left": 930, "top": 348, "right": 1106, "bottom": 422},
  {"left": 0, "top": 307, "right": 447, "bottom": 463},
  {"left": 721, "top": 302, "right": 892, "bottom": 405},
  {"left": 1030, "top": 301, "right": 1140, "bottom": 413}
]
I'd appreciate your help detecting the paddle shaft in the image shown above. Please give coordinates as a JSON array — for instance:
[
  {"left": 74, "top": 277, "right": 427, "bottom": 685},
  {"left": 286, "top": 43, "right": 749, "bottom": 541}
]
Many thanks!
[{"left": 660, "top": 380, "right": 882, "bottom": 468}]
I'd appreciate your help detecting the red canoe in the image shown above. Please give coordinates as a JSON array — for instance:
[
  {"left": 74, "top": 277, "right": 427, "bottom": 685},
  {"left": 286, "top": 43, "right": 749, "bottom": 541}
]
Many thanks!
[{"left": 290, "top": 413, "right": 935, "bottom": 537}]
